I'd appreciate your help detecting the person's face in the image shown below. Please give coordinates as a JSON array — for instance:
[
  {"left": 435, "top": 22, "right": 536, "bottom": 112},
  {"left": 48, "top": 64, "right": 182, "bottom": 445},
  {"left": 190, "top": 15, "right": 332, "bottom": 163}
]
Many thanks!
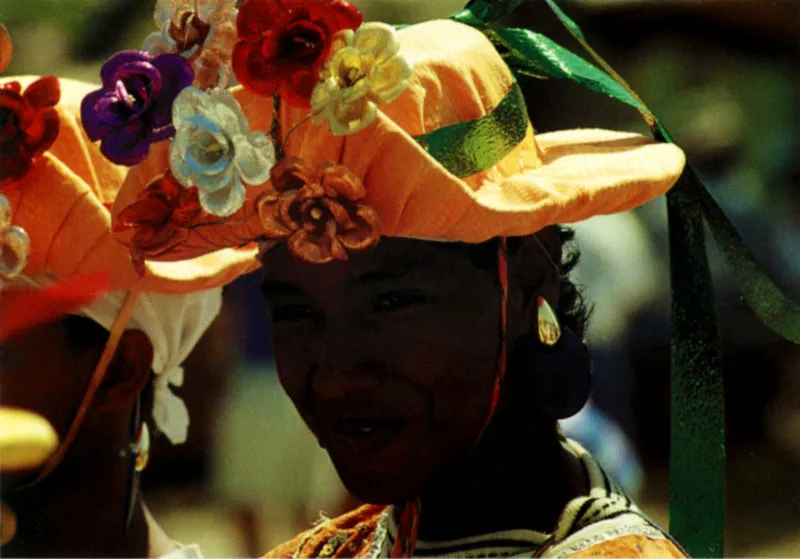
[
  {"left": 261, "top": 238, "right": 504, "bottom": 503},
  {"left": 0, "top": 320, "right": 94, "bottom": 487}
]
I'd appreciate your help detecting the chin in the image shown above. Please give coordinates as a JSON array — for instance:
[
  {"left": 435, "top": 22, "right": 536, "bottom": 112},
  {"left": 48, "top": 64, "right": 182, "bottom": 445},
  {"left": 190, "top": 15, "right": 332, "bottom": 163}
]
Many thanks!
[{"left": 335, "top": 462, "right": 424, "bottom": 505}]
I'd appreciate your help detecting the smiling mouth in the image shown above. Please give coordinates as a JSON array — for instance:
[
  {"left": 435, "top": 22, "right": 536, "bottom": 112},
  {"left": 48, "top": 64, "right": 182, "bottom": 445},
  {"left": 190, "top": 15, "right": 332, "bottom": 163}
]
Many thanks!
[{"left": 328, "top": 417, "right": 411, "bottom": 456}]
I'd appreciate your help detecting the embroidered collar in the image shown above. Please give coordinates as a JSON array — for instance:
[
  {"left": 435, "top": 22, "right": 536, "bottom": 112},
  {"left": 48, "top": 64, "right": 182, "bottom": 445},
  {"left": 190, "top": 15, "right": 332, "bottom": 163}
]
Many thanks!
[{"left": 371, "top": 438, "right": 640, "bottom": 558}]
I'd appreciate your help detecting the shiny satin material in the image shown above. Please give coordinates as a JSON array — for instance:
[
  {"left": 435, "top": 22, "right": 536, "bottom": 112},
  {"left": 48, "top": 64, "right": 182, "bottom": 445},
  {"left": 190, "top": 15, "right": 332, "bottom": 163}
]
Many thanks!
[{"left": 413, "top": 82, "right": 528, "bottom": 179}]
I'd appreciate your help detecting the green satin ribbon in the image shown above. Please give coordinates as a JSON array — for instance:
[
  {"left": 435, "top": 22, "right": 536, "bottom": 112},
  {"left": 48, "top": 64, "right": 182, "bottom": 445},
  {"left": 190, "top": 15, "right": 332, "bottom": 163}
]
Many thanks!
[
  {"left": 447, "top": 1, "right": 799, "bottom": 556},
  {"left": 413, "top": 82, "right": 528, "bottom": 179}
]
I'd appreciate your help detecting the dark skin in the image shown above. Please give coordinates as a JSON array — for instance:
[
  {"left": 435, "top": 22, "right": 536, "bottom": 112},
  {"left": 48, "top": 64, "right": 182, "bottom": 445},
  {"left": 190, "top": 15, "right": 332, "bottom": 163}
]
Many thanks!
[
  {"left": 261, "top": 229, "right": 588, "bottom": 541},
  {"left": 0, "top": 316, "right": 177, "bottom": 557}
]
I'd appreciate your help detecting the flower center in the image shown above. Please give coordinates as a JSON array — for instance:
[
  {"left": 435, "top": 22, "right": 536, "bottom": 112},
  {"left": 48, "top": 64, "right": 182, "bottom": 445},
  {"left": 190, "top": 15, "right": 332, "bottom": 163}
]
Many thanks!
[
  {"left": 169, "top": 10, "right": 212, "bottom": 54},
  {"left": 115, "top": 80, "right": 139, "bottom": 110},
  {"left": 309, "top": 206, "right": 324, "bottom": 220},
  {"left": 336, "top": 53, "right": 371, "bottom": 88},
  {"left": 189, "top": 128, "right": 232, "bottom": 169},
  {"left": 278, "top": 21, "right": 323, "bottom": 61},
  {"left": 0, "top": 108, "right": 21, "bottom": 143}
]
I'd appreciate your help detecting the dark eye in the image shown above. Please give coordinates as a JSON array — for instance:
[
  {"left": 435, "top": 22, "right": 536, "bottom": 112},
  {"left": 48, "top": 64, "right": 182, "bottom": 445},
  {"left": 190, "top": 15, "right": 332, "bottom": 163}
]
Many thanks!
[
  {"left": 372, "top": 291, "right": 433, "bottom": 313},
  {"left": 270, "top": 304, "right": 320, "bottom": 322}
]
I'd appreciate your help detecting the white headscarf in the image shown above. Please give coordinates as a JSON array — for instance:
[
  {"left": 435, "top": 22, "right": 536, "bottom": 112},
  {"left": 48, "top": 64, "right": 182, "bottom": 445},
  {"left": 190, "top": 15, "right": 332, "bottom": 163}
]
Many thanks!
[{"left": 18, "top": 275, "right": 222, "bottom": 444}]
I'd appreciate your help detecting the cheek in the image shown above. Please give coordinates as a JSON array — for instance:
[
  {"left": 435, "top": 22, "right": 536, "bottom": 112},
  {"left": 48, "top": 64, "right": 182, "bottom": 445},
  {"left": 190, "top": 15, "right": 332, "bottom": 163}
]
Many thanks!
[
  {"left": 0, "top": 346, "right": 88, "bottom": 438},
  {"left": 374, "top": 306, "right": 501, "bottom": 425},
  {"left": 269, "top": 326, "right": 319, "bottom": 404}
]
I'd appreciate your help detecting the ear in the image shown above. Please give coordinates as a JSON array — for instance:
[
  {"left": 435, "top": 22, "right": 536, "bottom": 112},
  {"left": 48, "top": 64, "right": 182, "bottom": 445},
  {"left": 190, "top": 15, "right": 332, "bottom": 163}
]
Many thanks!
[
  {"left": 94, "top": 329, "right": 153, "bottom": 413},
  {"left": 509, "top": 228, "right": 562, "bottom": 334}
]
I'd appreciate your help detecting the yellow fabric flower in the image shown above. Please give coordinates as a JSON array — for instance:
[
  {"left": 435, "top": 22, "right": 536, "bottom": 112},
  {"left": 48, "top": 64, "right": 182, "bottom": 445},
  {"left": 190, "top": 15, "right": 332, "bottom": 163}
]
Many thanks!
[{"left": 311, "top": 22, "right": 412, "bottom": 136}]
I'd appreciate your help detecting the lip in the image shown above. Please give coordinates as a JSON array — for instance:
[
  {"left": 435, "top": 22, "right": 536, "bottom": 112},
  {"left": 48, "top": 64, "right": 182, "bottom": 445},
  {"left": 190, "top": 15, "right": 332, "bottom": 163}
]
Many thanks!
[{"left": 326, "top": 416, "right": 413, "bottom": 457}]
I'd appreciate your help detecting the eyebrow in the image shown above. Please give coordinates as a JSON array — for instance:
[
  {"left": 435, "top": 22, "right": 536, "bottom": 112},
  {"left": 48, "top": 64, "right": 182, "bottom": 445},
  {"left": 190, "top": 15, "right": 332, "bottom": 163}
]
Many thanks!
[
  {"left": 357, "top": 263, "right": 428, "bottom": 287},
  {"left": 261, "top": 280, "right": 307, "bottom": 299}
]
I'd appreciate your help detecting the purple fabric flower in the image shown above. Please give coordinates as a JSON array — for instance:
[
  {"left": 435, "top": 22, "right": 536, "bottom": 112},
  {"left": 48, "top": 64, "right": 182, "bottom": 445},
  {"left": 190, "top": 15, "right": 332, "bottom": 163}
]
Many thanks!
[{"left": 81, "top": 50, "right": 193, "bottom": 166}]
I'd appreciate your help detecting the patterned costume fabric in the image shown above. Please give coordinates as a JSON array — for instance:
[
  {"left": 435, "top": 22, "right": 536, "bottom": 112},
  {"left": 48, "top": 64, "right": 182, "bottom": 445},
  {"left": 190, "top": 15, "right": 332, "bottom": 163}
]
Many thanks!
[{"left": 264, "top": 439, "right": 687, "bottom": 558}]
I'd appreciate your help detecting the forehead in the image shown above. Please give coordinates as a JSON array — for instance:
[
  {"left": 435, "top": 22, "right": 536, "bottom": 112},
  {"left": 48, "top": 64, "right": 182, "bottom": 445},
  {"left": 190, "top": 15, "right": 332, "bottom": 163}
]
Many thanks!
[{"left": 261, "top": 237, "right": 488, "bottom": 292}]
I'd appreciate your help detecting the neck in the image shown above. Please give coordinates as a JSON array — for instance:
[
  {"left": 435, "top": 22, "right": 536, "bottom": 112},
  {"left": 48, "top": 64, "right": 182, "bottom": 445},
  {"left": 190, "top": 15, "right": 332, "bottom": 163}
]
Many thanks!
[
  {"left": 413, "top": 405, "right": 586, "bottom": 541},
  {"left": 2, "top": 430, "right": 174, "bottom": 557}
]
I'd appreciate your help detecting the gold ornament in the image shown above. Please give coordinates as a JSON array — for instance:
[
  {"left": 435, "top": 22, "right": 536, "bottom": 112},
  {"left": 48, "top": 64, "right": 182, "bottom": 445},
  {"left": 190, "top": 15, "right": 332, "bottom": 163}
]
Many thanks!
[{"left": 537, "top": 295, "right": 561, "bottom": 346}]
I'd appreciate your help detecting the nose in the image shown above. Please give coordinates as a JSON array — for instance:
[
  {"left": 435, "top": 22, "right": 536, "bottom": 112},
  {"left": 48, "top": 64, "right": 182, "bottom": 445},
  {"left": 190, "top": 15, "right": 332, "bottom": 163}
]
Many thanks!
[{"left": 310, "top": 326, "right": 383, "bottom": 401}]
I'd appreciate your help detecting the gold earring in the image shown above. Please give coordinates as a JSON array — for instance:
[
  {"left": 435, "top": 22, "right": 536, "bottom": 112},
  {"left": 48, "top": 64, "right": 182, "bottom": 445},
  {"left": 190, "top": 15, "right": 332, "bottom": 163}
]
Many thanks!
[{"left": 537, "top": 295, "right": 561, "bottom": 346}]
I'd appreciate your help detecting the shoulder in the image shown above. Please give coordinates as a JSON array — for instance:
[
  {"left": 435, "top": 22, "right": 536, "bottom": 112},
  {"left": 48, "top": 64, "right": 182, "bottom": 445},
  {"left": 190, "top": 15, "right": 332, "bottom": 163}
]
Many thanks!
[
  {"left": 264, "top": 504, "right": 387, "bottom": 559},
  {"left": 544, "top": 512, "right": 689, "bottom": 558}
]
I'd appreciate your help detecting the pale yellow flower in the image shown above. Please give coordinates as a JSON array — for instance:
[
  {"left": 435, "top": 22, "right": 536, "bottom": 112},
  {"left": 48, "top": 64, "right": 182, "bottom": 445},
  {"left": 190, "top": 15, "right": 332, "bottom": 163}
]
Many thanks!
[{"left": 311, "top": 22, "right": 412, "bottom": 136}]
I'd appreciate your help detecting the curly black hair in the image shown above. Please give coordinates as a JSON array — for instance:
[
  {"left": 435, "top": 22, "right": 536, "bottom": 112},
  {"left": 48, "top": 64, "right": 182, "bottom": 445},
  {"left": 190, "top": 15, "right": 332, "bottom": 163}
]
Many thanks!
[{"left": 458, "top": 226, "right": 592, "bottom": 340}]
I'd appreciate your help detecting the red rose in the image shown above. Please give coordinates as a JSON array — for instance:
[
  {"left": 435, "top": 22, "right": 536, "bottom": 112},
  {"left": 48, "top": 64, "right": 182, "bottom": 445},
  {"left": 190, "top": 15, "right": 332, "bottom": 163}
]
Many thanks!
[
  {"left": 0, "top": 77, "right": 60, "bottom": 186},
  {"left": 114, "top": 172, "right": 202, "bottom": 275},
  {"left": 232, "top": 0, "right": 363, "bottom": 107},
  {"left": 257, "top": 157, "right": 380, "bottom": 264}
]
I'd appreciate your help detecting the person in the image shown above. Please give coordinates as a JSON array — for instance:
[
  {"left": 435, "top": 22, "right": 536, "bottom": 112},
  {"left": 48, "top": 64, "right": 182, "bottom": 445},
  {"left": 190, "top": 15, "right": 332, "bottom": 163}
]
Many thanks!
[
  {"left": 108, "top": 0, "right": 693, "bottom": 554},
  {"left": 0, "top": 69, "right": 254, "bottom": 556},
  {"left": 0, "top": 407, "right": 59, "bottom": 548},
  {"left": 0, "top": 272, "right": 103, "bottom": 548}
]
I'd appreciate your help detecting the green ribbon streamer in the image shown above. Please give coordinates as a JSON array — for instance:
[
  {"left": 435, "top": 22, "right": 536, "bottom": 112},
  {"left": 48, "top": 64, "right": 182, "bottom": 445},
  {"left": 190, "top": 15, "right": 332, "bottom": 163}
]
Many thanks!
[
  {"left": 413, "top": 82, "right": 529, "bottom": 178},
  {"left": 690, "top": 174, "right": 800, "bottom": 343},
  {"left": 666, "top": 175, "right": 726, "bottom": 558},
  {"left": 450, "top": 1, "right": 725, "bottom": 556},
  {"left": 448, "top": 3, "right": 800, "bottom": 555}
]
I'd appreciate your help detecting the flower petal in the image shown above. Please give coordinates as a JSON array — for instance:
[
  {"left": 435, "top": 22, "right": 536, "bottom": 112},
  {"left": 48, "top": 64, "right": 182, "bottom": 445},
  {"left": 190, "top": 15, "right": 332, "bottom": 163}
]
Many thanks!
[
  {"left": 192, "top": 162, "right": 235, "bottom": 193},
  {"left": 149, "top": 53, "right": 194, "bottom": 130},
  {"left": 205, "top": 87, "right": 248, "bottom": 136},
  {"left": 256, "top": 193, "right": 291, "bottom": 238},
  {"left": 328, "top": 97, "right": 376, "bottom": 136},
  {"left": 338, "top": 204, "right": 381, "bottom": 251},
  {"left": 23, "top": 76, "right": 61, "bottom": 110},
  {"left": 169, "top": 133, "right": 194, "bottom": 186},
  {"left": 287, "top": 229, "right": 335, "bottom": 264},
  {"left": 232, "top": 40, "right": 285, "bottom": 97},
  {"left": 270, "top": 157, "right": 313, "bottom": 193},
  {"left": 172, "top": 86, "right": 207, "bottom": 129},
  {"left": 197, "top": 176, "right": 245, "bottom": 217},
  {"left": 99, "top": 50, "right": 155, "bottom": 88},
  {"left": 100, "top": 121, "right": 151, "bottom": 166},
  {"left": 81, "top": 90, "right": 117, "bottom": 141},
  {"left": 233, "top": 132, "right": 275, "bottom": 185},
  {"left": 368, "top": 55, "right": 412, "bottom": 105},
  {"left": 353, "top": 23, "right": 399, "bottom": 63},
  {"left": 318, "top": 161, "right": 365, "bottom": 200}
]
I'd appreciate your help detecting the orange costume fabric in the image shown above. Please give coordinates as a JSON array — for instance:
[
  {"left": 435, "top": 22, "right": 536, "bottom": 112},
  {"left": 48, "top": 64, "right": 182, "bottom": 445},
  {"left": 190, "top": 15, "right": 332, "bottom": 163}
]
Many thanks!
[{"left": 264, "top": 507, "right": 686, "bottom": 558}]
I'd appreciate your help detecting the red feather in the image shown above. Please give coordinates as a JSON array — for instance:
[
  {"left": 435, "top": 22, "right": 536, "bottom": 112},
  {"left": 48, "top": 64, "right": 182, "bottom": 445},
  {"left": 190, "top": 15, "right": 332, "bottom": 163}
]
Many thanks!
[{"left": 0, "top": 269, "right": 110, "bottom": 341}]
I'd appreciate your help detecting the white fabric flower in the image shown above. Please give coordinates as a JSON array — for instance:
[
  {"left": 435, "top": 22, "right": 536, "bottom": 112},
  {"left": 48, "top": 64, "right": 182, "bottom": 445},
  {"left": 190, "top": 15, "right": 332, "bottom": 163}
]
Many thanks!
[
  {"left": 311, "top": 22, "right": 412, "bottom": 136},
  {"left": 170, "top": 86, "right": 275, "bottom": 217},
  {"left": 152, "top": 365, "right": 190, "bottom": 445},
  {"left": 143, "top": 0, "right": 238, "bottom": 89},
  {"left": 18, "top": 276, "right": 224, "bottom": 445}
]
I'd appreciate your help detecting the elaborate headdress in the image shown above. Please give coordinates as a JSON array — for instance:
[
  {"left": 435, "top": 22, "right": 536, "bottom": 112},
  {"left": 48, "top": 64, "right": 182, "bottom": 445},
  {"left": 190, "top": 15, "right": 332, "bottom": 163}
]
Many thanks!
[{"left": 0, "top": 23, "right": 245, "bottom": 485}]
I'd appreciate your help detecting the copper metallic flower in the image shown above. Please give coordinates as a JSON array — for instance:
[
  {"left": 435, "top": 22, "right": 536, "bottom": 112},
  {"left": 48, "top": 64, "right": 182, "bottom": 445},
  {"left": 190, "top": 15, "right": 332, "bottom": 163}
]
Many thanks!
[{"left": 257, "top": 157, "right": 380, "bottom": 263}]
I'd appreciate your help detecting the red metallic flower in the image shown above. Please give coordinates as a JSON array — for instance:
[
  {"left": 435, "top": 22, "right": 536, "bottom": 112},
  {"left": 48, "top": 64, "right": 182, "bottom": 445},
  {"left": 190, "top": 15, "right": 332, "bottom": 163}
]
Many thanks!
[
  {"left": 232, "top": 0, "right": 363, "bottom": 107},
  {"left": 114, "top": 171, "right": 202, "bottom": 274},
  {"left": 0, "top": 77, "right": 60, "bottom": 186},
  {"left": 257, "top": 157, "right": 380, "bottom": 264}
]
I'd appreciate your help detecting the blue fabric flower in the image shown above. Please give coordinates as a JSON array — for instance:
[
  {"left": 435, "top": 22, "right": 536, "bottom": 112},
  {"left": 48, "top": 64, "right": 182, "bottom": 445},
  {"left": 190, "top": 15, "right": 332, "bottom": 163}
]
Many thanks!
[{"left": 169, "top": 87, "right": 275, "bottom": 217}]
